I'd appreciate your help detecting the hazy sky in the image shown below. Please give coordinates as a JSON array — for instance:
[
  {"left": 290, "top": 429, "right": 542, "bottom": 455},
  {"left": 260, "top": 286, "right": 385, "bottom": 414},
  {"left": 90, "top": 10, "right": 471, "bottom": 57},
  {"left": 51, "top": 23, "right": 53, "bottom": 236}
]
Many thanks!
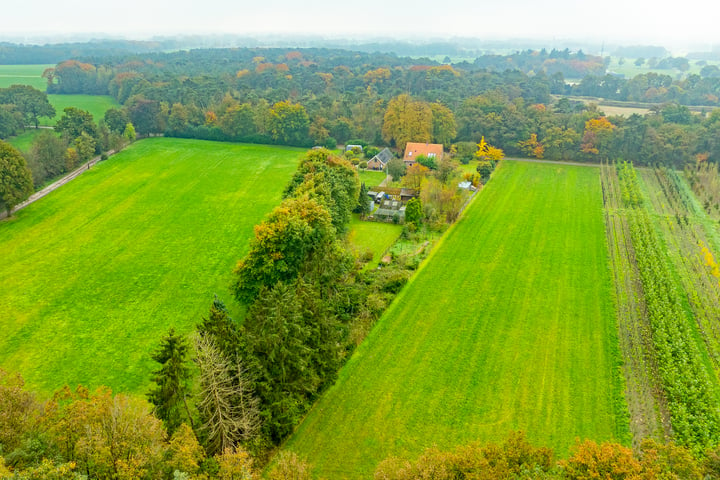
[{"left": 3, "top": 0, "right": 720, "bottom": 49}]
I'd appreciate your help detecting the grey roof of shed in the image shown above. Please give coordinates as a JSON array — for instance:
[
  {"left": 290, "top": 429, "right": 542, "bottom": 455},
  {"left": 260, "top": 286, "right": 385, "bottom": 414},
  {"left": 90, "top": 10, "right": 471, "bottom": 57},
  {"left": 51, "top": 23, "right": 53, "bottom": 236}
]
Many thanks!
[{"left": 371, "top": 148, "right": 393, "bottom": 165}]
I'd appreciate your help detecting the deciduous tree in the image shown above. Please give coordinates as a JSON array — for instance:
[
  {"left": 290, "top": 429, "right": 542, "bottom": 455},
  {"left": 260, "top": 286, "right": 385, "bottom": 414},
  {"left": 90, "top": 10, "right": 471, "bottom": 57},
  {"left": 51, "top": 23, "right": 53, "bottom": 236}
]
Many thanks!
[
  {"left": 382, "top": 94, "right": 432, "bottom": 151},
  {"left": 0, "top": 141, "right": 33, "bottom": 216},
  {"left": 269, "top": 101, "right": 310, "bottom": 146},
  {"left": 55, "top": 107, "right": 97, "bottom": 140}
]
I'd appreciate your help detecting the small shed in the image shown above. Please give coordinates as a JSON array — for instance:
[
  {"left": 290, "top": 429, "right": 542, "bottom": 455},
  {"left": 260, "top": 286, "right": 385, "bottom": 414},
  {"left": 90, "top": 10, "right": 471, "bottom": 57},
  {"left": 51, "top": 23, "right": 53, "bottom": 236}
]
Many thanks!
[{"left": 400, "top": 188, "right": 417, "bottom": 202}]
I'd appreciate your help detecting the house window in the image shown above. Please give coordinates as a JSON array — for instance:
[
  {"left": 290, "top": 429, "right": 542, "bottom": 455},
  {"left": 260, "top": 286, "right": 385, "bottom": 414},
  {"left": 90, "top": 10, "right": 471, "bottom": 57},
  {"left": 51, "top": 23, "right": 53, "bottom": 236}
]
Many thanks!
[{"left": 428, "top": 153, "right": 436, "bottom": 158}]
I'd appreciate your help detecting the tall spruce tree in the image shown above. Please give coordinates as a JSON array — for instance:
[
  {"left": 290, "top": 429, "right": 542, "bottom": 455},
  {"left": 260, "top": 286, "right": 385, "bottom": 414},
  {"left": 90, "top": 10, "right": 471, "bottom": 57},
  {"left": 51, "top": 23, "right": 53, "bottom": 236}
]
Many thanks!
[{"left": 147, "top": 328, "right": 194, "bottom": 435}]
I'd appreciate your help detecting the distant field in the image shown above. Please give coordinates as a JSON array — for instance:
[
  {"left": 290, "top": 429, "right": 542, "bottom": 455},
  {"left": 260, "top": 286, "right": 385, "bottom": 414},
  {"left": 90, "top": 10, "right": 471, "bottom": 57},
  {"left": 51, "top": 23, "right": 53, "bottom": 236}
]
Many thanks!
[
  {"left": 6, "top": 129, "right": 47, "bottom": 153},
  {"left": 282, "top": 161, "right": 626, "bottom": 478},
  {"left": 43, "top": 94, "right": 120, "bottom": 126},
  {"left": 599, "top": 105, "right": 651, "bottom": 117},
  {"left": 0, "top": 64, "right": 51, "bottom": 90},
  {"left": 0, "top": 138, "right": 304, "bottom": 395}
]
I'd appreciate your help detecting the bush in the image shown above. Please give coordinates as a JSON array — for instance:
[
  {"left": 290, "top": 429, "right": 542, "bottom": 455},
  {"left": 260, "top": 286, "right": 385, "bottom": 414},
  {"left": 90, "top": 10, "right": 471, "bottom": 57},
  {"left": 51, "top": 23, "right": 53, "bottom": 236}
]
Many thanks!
[
  {"left": 324, "top": 137, "right": 337, "bottom": 149},
  {"left": 359, "top": 161, "right": 368, "bottom": 169}
]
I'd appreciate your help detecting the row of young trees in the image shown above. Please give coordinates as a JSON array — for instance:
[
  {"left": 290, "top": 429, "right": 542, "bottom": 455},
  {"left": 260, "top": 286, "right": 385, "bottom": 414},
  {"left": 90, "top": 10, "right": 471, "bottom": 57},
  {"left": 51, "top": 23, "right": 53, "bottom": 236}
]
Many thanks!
[{"left": 615, "top": 162, "right": 720, "bottom": 453}]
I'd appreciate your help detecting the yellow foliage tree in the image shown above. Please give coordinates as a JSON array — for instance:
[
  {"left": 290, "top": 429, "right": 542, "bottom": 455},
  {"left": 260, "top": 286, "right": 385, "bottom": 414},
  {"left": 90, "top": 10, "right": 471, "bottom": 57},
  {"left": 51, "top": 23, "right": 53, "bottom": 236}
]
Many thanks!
[
  {"left": 475, "top": 136, "right": 505, "bottom": 162},
  {"left": 382, "top": 94, "right": 432, "bottom": 151},
  {"left": 215, "top": 446, "right": 255, "bottom": 480},
  {"left": 518, "top": 133, "right": 545, "bottom": 159}
]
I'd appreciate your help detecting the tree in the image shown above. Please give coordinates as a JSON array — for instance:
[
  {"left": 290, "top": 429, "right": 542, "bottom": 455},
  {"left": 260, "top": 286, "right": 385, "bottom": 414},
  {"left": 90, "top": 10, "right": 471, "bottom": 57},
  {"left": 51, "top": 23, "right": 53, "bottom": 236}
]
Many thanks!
[
  {"left": 354, "top": 182, "right": 371, "bottom": 216},
  {"left": 103, "top": 108, "right": 130, "bottom": 134},
  {"left": 28, "top": 130, "right": 67, "bottom": 181},
  {"left": 560, "top": 439, "right": 641, "bottom": 479},
  {"left": 382, "top": 94, "right": 432, "bottom": 151},
  {"left": 402, "top": 163, "right": 429, "bottom": 190},
  {"left": 282, "top": 148, "right": 360, "bottom": 233},
  {"left": 416, "top": 154, "right": 437, "bottom": 170},
  {"left": 386, "top": 157, "right": 406, "bottom": 180},
  {"left": 405, "top": 198, "right": 423, "bottom": 225},
  {"left": 269, "top": 101, "right": 310, "bottom": 146},
  {"left": 0, "top": 85, "right": 55, "bottom": 128},
  {"left": 126, "top": 95, "right": 164, "bottom": 136},
  {"left": 123, "top": 122, "right": 137, "bottom": 142},
  {"left": 193, "top": 335, "right": 260, "bottom": 456},
  {"left": 167, "top": 423, "right": 206, "bottom": 476},
  {"left": 147, "top": 329, "right": 194, "bottom": 435},
  {"left": 215, "top": 446, "right": 255, "bottom": 480},
  {"left": 0, "top": 141, "right": 33, "bottom": 216},
  {"left": 232, "top": 196, "right": 335, "bottom": 304},
  {"left": 197, "top": 296, "right": 242, "bottom": 362},
  {"left": 43, "top": 386, "right": 167, "bottom": 479},
  {"left": 55, "top": 107, "right": 97, "bottom": 140},
  {"left": 475, "top": 136, "right": 505, "bottom": 162},
  {"left": 220, "top": 103, "right": 256, "bottom": 138},
  {"left": 581, "top": 116, "right": 615, "bottom": 158},
  {"left": 430, "top": 102, "right": 457, "bottom": 147},
  {"left": 0, "top": 369, "right": 40, "bottom": 456},
  {"left": 268, "top": 452, "right": 312, "bottom": 480},
  {"left": 73, "top": 132, "right": 96, "bottom": 164},
  {"left": 518, "top": 133, "right": 545, "bottom": 159}
]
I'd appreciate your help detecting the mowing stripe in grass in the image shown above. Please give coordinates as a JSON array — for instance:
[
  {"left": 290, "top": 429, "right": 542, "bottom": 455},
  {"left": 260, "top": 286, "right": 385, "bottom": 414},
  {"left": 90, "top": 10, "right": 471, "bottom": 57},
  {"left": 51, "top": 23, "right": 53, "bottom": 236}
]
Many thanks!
[{"left": 281, "top": 161, "right": 627, "bottom": 478}]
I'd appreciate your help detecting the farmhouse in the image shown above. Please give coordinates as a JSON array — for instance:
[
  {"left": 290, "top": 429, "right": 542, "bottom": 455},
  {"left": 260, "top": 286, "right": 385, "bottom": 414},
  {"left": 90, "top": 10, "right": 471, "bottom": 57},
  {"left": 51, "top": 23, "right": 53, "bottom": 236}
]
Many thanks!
[
  {"left": 403, "top": 142, "right": 444, "bottom": 167},
  {"left": 366, "top": 147, "right": 393, "bottom": 171}
]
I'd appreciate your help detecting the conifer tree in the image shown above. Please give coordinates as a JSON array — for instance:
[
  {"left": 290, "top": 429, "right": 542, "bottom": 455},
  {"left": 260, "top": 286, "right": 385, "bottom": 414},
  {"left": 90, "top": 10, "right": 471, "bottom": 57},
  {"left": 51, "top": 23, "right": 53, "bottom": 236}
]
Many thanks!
[{"left": 147, "top": 328, "right": 194, "bottom": 435}]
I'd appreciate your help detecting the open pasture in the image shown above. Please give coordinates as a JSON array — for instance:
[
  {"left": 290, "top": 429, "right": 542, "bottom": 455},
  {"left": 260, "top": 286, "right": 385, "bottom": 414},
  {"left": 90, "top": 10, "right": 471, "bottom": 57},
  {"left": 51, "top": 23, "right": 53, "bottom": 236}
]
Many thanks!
[
  {"left": 0, "top": 64, "right": 51, "bottom": 90},
  {"left": 0, "top": 138, "right": 303, "bottom": 395},
  {"left": 282, "top": 161, "right": 626, "bottom": 478},
  {"left": 43, "top": 94, "right": 120, "bottom": 125}
]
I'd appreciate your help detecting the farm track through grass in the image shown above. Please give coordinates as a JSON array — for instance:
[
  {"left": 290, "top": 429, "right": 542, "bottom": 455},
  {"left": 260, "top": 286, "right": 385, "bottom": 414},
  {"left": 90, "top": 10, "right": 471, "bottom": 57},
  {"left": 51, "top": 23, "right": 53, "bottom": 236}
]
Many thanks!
[
  {"left": 0, "top": 138, "right": 304, "bottom": 395},
  {"left": 282, "top": 161, "right": 627, "bottom": 478}
]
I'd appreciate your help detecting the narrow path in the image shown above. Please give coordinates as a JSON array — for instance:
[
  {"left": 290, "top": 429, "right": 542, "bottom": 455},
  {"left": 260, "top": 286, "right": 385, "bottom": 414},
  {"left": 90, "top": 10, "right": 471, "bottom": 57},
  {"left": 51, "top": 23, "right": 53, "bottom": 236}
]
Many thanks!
[{"left": 1, "top": 150, "right": 115, "bottom": 221}]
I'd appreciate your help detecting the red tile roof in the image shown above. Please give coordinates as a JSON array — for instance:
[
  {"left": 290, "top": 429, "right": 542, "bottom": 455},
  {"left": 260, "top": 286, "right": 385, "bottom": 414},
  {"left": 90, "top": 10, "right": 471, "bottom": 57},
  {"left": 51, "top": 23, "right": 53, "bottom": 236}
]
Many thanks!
[{"left": 403, "top": 142, "right": 444, "bottom": 162}]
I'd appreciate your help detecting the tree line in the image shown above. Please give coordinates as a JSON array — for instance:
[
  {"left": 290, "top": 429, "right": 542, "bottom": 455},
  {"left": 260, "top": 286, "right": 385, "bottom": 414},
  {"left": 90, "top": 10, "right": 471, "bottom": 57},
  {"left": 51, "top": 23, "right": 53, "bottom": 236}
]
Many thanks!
[{"left": 18, "top": 46, "right": 719, "bottom": 171}]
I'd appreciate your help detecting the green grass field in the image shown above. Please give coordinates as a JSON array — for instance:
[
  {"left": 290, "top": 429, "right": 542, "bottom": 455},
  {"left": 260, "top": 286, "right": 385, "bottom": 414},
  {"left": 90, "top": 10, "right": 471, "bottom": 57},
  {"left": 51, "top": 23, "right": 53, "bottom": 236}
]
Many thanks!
[
  {"left": 281, "top": 161, "right": 626, "bottom": 478},
  {"left": 6, "top": 129, "right": 47, "bottom": 153},
  {"left": 0, "top": 65, "right": 51, "bottom": 90},
  {"left": 358, "top": 169, "right": 387, "bottom": 187},
  {"left": 42, "top": 94, "right": 120, "bottom": 126},
  {"left": 0, "top": 138, "right": 304, "bottom": 395},
  {"left": 347, "top": 215, "right": 402, "bottom": 269}
]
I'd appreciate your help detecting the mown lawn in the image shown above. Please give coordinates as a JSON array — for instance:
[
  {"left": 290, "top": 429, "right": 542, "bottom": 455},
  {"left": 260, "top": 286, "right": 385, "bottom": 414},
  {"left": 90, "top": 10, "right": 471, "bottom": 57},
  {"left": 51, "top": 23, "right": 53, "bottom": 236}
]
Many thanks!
[
  {"left": 358, "top": 169, "right": 387, "bottom": 187},
  {"left": 0, "top": 138, "right": 303, "bottom": 395},
  {"left": 282, "top": 161, "right": 626, "bottom": 478},
  {"left": 346, "top": 215, "right": 402, "bottom": 270}
]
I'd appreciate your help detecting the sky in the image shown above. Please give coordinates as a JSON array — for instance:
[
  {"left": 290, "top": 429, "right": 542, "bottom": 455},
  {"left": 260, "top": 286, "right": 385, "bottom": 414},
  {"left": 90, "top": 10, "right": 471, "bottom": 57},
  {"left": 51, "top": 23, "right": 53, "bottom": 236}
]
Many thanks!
[{"left": 3, "top": 0, "right": 720, "bottom": 51}]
